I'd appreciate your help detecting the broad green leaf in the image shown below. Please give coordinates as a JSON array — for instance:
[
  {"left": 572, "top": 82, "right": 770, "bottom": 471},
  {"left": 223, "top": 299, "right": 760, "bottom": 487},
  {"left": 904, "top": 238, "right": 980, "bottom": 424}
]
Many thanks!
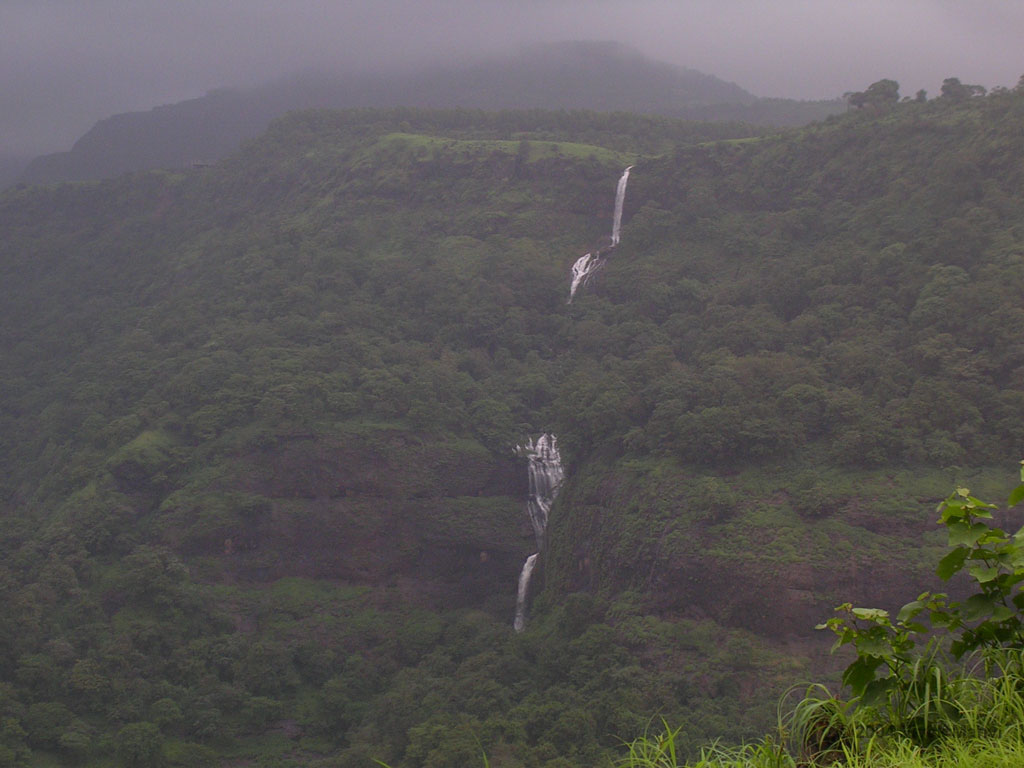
[
  {"left": 947, "top": 521, "right": 989, "bottom": 547},
  {"left": 1009, "top": 484, "right": 1024, "bottom": 508},
  {"left": 855, "top": 634, "right": 892, "bottom": 657},
  {"left": 1008, "top": 545, "right": 1024, "bottom": 565},
  {"left": 964, "top": 495, "right": 996, "bottom": 509},
  {"left": 991, "top": 605, "right": 1014, "bottom": 622},
  {"left": 860, "top": 677, "right": 895, "bottom": 707},
  {"left": 983, "top": 530, "right": 1009, "bottom": 548},
  {"left": 939, "top": 501, "right": 966, "bottom": 522},
  {"left": 937, "top": 547, "right": 969, "bottom": 580},
  {"left": 962, "top": 594, "right": 995, "bottom": 621},
  {"left": 830, "top": 628, "right": 855, "bottom": 652},
  {"left": 897, "top": 601, "right": 924, "bottom": 622},
  {"left": 978, "top": 527, "right": 1007, "bottom": 543},
  {"left": 842, "top": 657, "right": 882, "bottom": 696},
  {"left": 969, "top": 565, "right": 1000, "bottom": 583},
  {"left": 851, "top": 607, "right": 889, "bottom": 621}
]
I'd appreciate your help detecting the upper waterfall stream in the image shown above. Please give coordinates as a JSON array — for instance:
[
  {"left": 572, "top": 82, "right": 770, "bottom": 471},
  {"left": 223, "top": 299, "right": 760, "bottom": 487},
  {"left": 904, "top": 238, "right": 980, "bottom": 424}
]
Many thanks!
[
  {"left": 610, "top": 164, "right": 633, "bottom": 246},
  {"left": 567, "top": 165, "right": 634, "bottom": 303}
]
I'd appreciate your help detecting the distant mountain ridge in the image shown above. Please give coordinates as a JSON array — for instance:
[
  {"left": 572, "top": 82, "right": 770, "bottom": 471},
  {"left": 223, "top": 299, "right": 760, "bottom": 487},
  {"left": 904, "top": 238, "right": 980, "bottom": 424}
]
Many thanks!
[
  {"left": 19, "top": 41, "right": 842, "bottom": 185},
  {"left": 0, "top": 155, "right": 29, "bottom": 189}
]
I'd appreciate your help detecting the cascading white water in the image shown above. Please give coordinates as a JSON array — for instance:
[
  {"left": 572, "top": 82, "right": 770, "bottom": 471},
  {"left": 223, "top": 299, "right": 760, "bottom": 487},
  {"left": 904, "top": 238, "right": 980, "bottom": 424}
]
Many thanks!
[
  {"left": 513, "top": 553, "right": 539, "bottom": 632},
  {"left": 568, "top": 252, "right": 601, "bottom": 303},
  {"left": 567, "top": 165, "right": 634, "bottom": 303},
  {"left": 513, "top": 433, "right": 564, "bottom": 631},
  {"left": 522, "top": 433, "right": 564, "bottom": 546},
  {"left": 610, "top": 165, "right": 634, "bottom": 247}
]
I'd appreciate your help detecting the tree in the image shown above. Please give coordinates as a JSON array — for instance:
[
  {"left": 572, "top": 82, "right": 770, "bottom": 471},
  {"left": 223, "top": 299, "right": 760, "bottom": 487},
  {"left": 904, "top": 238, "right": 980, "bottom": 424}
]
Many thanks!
[
  {"left": 23, "top": 702, "right": 71, "bottom": 750},
  {"left": 847, "top": 79, "right": 900, "bottom": 109},
  {"left": 940, "top": 77, "right": 968, "bottom": 100},
  {"left": 148, "top": 699, "right": 182, "bottom": 732},
  {"left": 115, "top": 723, "right": 163, "bottom": 768},
  {"left": 940, "top": 77, "right": 986, "bottom": 100},
  {"left": 0, "top": 717, "right": 29, "bottom": 768}
]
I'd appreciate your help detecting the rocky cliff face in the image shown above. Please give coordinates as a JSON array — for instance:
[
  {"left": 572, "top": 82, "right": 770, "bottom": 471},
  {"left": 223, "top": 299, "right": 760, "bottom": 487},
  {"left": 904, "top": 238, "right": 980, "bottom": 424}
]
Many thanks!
[
  {"left": 150, "top": 431, "right": 532, "bottom": 609},
  {"left": 544, "top": 462, "right": 948, "bottom": 641}
]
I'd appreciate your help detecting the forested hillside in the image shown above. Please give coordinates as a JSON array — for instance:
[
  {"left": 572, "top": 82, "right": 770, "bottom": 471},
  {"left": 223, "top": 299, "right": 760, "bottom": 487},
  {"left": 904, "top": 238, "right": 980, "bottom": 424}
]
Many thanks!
[{"left": 1, "top": 89, "right": 1023, "bottom": 767}]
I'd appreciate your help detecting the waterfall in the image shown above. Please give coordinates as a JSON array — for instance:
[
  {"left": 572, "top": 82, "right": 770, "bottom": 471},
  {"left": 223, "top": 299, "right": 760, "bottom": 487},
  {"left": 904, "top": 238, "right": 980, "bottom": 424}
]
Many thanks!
[
  {"left": 568, "top": 252, "right": 601, "bottom": 303},
  {"left": 515, "top": 166, "right": 635, "bottom": 619},
  {"left": 513, "top": 433, "right": 564, "bottom": 631},
  {"left": 513, "top": 553, "right": 539, "bottom": 632},
  {"left": 523, "top": 433, "right": 564, "bottom": 547},
  {"left": 567, "top": 165, "right": 634, "bottom": 303},
  {"left": 610, "top": 165, "right": 634, "bottom": 247}
]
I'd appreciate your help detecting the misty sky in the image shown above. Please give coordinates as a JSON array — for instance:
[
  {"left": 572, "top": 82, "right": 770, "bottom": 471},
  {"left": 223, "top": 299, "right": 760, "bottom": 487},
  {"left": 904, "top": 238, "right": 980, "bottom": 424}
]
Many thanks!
[{"left": 2, "top": 0, "right": 1022, "bottom": 156}]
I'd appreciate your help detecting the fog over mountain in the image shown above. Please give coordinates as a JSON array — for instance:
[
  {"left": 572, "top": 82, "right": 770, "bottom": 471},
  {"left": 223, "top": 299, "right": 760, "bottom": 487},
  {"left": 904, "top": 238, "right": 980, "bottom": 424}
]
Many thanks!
[
  {"left": 23, "top": 42, "right": 845, "bottom": 185},
  {"left": 2, "top": 0, "right": 1022, "bottom": 158}
]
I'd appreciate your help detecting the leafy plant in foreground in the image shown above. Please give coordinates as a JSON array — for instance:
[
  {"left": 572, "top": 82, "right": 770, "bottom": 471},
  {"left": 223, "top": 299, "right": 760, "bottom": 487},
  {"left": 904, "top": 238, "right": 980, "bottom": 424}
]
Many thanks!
[
  {"left": 816, "top": 461, "right": 1024, "bottom": 739},
  {"left": 621, "top": 463, "right": 1024, "bottom": 766}
]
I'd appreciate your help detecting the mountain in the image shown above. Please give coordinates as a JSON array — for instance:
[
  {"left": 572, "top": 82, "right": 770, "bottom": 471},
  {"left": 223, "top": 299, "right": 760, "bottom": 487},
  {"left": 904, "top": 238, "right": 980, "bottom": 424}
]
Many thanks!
[
  {"left": 18, "top": 42, "right": 842, "bottom": 185},
  {"left": 0, "top": 154, "right": 29, "bottom": 190},
  {"left": 2, "top": 92, "right": 1023, "bottom": 766}
]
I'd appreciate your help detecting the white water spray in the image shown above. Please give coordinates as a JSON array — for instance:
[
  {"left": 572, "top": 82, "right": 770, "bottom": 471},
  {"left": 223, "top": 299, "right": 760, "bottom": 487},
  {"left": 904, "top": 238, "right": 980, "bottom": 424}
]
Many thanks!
[
  {"left": 513, "top": 553, "right": 539, "bottom": 632},
  {"left": 568, "top": 252, "right": 601, "bottom": 303},
  {"left": 610, "top": 165, "right": 634, "bottom": 247},
  {"left": 522, "top": 433, "right": 564, "bottom": 546},
  {"left": 513, "top": 434, "right": 564, "bottom": 631},
  {"left": 567, "top": 165, "right": 634, "bottom": 303}
]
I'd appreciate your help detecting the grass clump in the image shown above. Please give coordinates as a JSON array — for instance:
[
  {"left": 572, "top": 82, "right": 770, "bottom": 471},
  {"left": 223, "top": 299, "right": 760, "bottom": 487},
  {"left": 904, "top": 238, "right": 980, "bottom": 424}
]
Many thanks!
[{"left": 623, "top": 663, "right": 1024, "bottom": 766}]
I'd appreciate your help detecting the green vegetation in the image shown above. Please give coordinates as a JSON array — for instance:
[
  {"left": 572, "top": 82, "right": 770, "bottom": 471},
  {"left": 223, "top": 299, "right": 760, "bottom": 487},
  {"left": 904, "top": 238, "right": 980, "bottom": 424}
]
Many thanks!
[
  {"left": 624, "top": 465, "right": 1024, "bottom": 767},
  {"left": 1, "top": 84, "right": 1024, "bottom": 766},
  {"left": 374, "top": 134, "right": 635, "bottom": 166}
]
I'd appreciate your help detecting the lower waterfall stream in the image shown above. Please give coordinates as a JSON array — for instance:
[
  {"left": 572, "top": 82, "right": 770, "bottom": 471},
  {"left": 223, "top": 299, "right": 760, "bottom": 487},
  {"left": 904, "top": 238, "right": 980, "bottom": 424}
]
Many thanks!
[{"left": 513, "top": 434, "right": 564, "bottom": 631}]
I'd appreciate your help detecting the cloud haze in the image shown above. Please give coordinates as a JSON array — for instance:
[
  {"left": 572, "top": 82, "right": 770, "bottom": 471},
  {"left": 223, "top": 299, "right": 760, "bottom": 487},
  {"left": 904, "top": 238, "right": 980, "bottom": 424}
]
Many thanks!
[{"left": 2, "top": 0, "right": 1022, "bottom": 156}]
